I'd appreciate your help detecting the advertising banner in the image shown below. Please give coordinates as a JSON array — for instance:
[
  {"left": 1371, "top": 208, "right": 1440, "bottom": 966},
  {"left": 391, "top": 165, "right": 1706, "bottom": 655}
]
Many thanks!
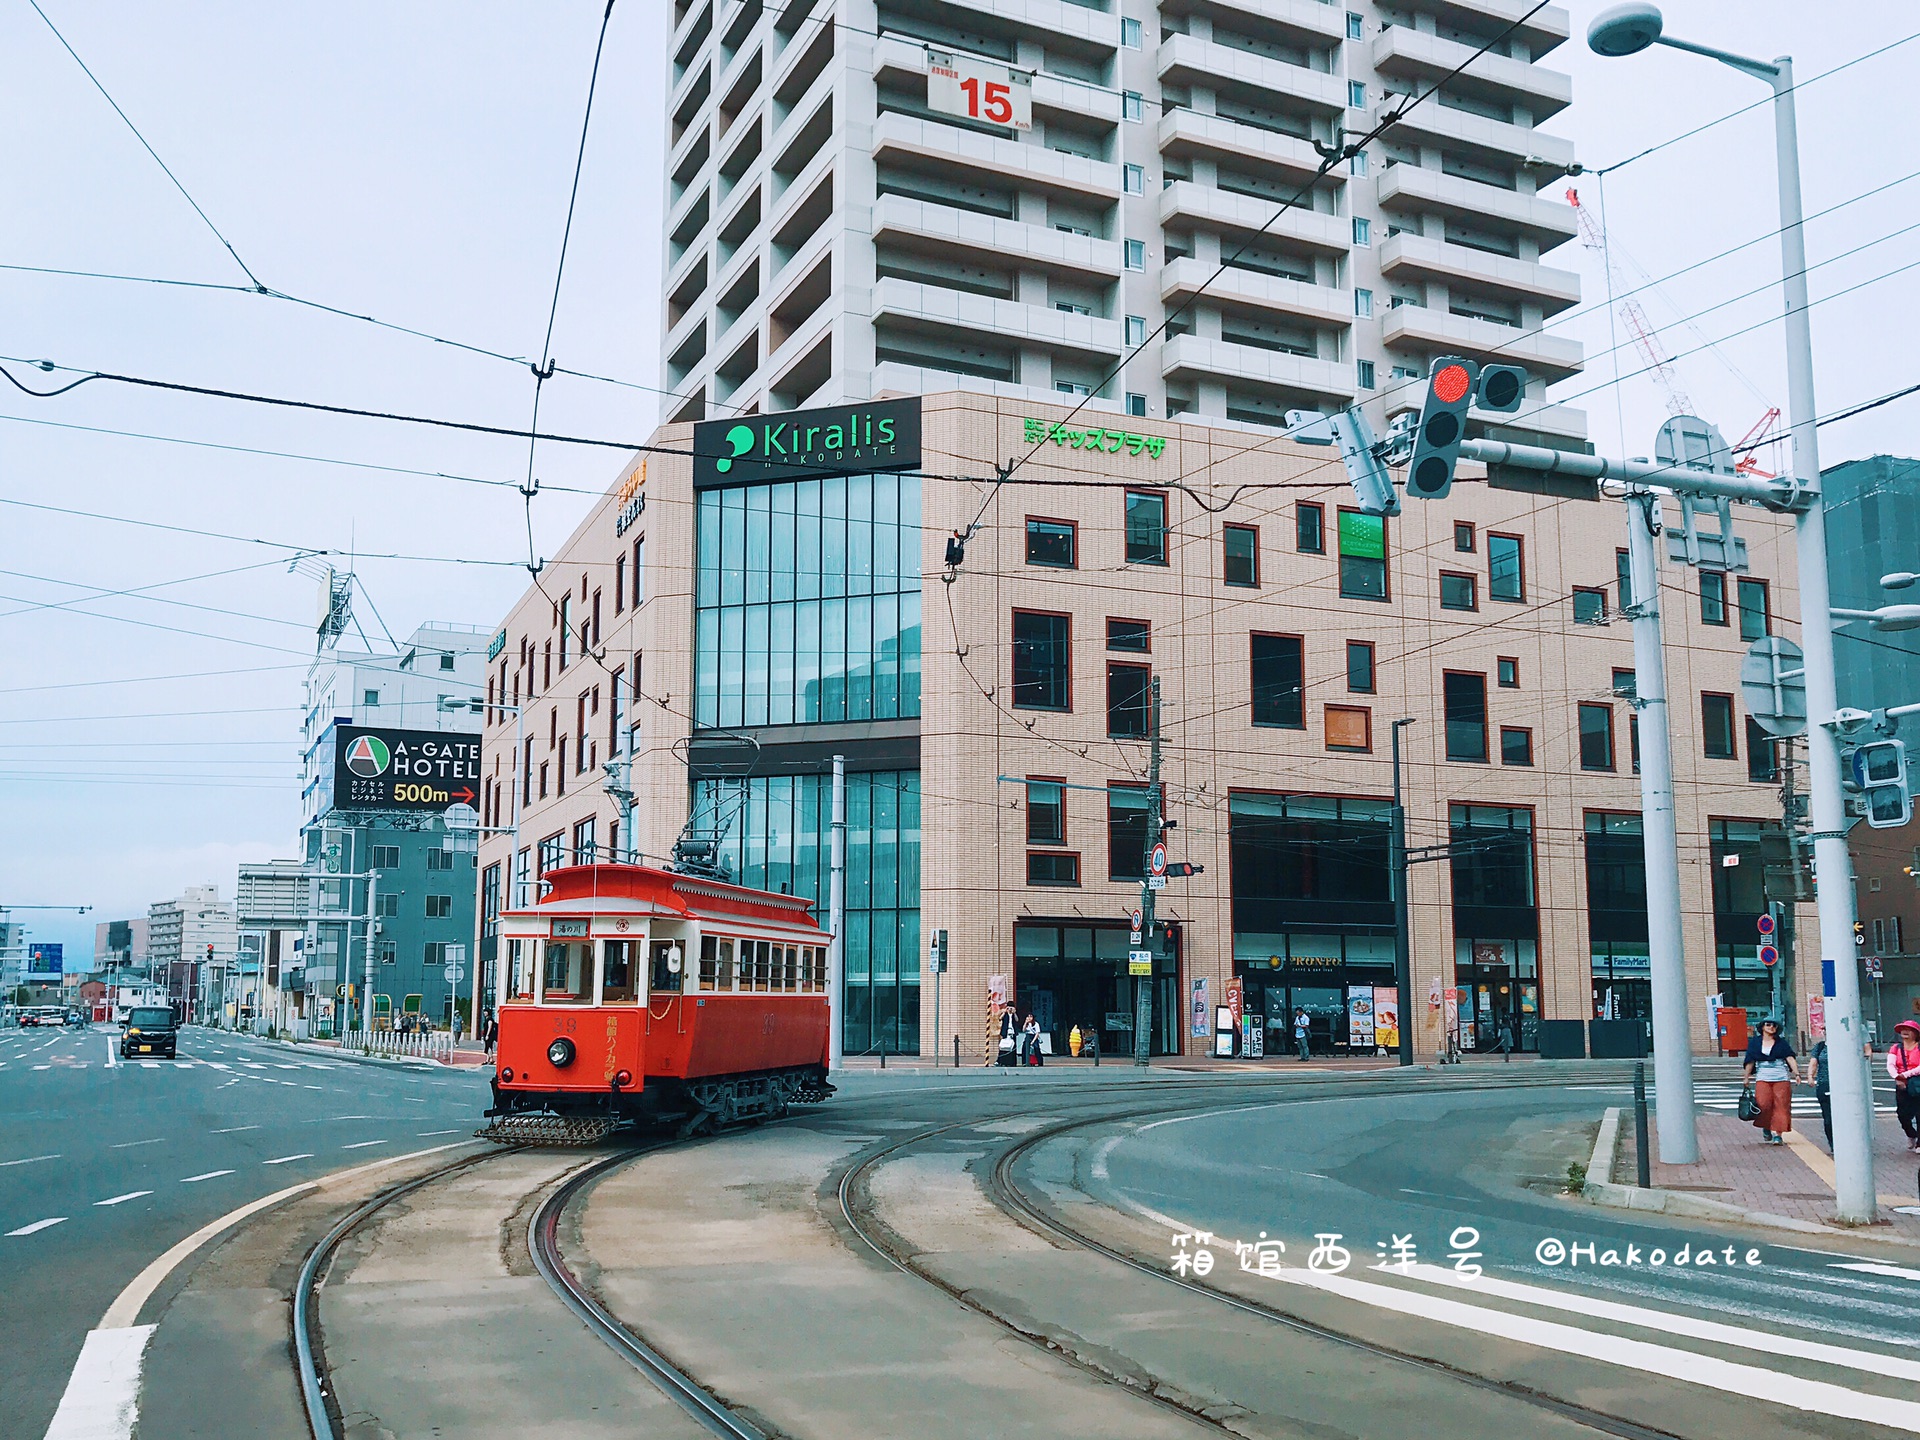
[
  {"left": 926, "top": 49, "right": 1032, "bottom": 131},
  {"left": 1347, "top": 986, "right": 1375, "bottom": 1048},
  {"left": 1806, "top": 994, "right": 1826, "bottom": 1040},
  {"left": 1224, "top": 976, "right": 1244, "bottom": 1032},
  {"left": 1372, "top": 987, "right": 1400, "bottom": 1051},
  {"left": 334, "top": 727, "right": 480, "bottom": 813},
  {"left": 1190, "top": 977, "right": 1210, "bottom": 1038},
  {"left": 692, "top": 397, "right": 921, "bottom": 489}
]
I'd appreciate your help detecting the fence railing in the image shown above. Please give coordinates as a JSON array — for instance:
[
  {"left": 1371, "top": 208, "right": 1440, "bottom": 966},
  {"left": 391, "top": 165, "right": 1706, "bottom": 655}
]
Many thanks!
[{"left": 344, "top": 1029, "right": 454, "bottom": 1063}]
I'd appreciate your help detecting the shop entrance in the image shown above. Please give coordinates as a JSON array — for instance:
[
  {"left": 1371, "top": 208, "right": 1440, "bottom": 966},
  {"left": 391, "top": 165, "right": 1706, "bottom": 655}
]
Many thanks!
[{"left": 1014, "top": 922, "right": 1180, "bottom": 1057}]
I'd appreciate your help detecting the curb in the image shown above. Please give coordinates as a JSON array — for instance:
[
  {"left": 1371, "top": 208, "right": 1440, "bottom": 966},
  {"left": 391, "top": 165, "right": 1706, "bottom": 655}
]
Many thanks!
[{"left": 1580, "top": 1103, "right": 1920, "bottom": 1246}]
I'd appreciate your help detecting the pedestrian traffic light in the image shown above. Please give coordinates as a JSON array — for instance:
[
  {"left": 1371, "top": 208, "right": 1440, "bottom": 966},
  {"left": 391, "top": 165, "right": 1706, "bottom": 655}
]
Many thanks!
[
  {"left": 1852, "top": 738, "right": 1911, "bottom": 828},
  {"left": 1405, "top": 356, "right": 1478, "bottom": 501}
]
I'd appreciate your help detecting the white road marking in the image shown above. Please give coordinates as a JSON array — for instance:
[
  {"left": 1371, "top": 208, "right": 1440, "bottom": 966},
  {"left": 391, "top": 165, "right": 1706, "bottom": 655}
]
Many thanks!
[
  {"left": 240, "top": 1062, "right": 265, "bottom": 1069},
  {"left": 180, "top": 1170, "right": 234, "bottom": 1183},
  {"left": 95, "top": 1191, "right": 153, "bottom": 1207},
  {"left": 1833, "top": 1261, "right": 1920, "bottom": 1283},
  {"left": 261, "top": 1153, "right": 313, "bottom": 1165},
  {"left": 33, "top": 1064, "right": 51, "bottom": 1070},
  {"left": 104, "top": 1038, "right": 117, "bottom": 1069},
  {"left": 416, "top": 1129, "right": 459, "bottom": 1136},
  {"left": 108, "top": 1139, "right": 163, "bottom": 1150},
  {"left": 341, "top": 1140, "right": 386, "bottom": 1149},
  {"left": 138, "top": 1062, "right": 158, "bottom": 1069},
  {"left": 0, "top": 1153, "right": 60, "bottom": 1168},
  {"left": 41, "top": 1324, "right": 155, "bottom": 1440},
  {"left": 209, "top": 1125, "right": 259, "bottom": 1134},
  {"left": 204, "top": 1062, "right": 230, "bottom": 1070},
  {"left": 7, "top": 1217, "right": 67, "bottom": 1236}
]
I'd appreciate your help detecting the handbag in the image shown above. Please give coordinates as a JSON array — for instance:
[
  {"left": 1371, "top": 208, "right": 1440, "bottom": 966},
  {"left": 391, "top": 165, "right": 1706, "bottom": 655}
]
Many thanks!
[{"left": 1737, "top": 1083, "right": 1761, "bottom": 1120}]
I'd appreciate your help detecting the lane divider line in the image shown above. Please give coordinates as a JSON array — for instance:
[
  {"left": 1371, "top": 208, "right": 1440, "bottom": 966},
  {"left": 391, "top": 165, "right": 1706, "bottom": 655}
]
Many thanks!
[
  {"left": 40, "top": 1324, "right": 154, "bottom": 1440},
  {"left": 8, "top": 1217, "right": 68, "bottom": 1236},
  {"left": 94, "top": 1192, "right": 153, "bottom": 1208},
  {"left": 262, "top": 1154, "right": 314, "bottom": 1165},
  {"left": 179, "top": 1171, "right": 233, "bottom": 1184}
]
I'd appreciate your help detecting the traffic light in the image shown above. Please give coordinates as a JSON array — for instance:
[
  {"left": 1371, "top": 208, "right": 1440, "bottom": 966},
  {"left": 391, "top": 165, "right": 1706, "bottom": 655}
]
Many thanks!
[
  {"left": 1405, "top": 357, "right": 1478, "bottom": 501},
  {"left": 1853, "top": 738, "right": 1911, "bottom": 828},
  {"left": 1285, "top": 408, "right": 1398, "bottom": 515},
  {"left": 1164, "top": 861, "right": 1203, "bottom": 878},
  {"left": 1475, "top": 364, "right": 1528, "bottom": 413}
]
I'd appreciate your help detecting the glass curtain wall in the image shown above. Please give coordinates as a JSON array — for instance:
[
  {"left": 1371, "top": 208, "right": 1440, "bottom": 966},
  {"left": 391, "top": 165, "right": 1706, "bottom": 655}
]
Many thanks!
[
  {"left": 1710, "top": 817, "right": 1791, "bottom": 1015},
  {"left": 1584, "top": 812, "right": 1651, "bottom": 1020},
  {"left": 694, "top": 475, "right": 923, "bottom": 728},
  {"left": 1448, "top": 804, "right": 1539, "bottom": 1050},
  {"left": 691, "top": 771, "right": 921, "bottom": 1055}
]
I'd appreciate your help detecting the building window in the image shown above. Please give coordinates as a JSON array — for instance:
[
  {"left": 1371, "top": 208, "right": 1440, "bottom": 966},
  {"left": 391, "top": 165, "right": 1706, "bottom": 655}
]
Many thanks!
[
  {"left": 1123, "top": 90, "right": 1143, "bottom": 121},
  {"left": 1338, "top": 509, "right": 1387, "bottom": 600},
  {"left": 1454, "top": 522, "right": 1475, "bottom": 552},
  {"left": 1350, "top": 148, "right": 1368, "bottom": 176},
  {"left": 1125, "top": 490, "right": 1168, "bottom": 564},
  {"left": 1026, "top": 780, "right": 1065, "bottom": 846},
  {"left": 426, "top": 848, "right": 454, "bottom": 872},
  {"left": 1701, "top": 570, "right": 1728, "bottom": 625},
  {"left": 1121, "top": 16, "right": 1143, "bottom": 47},
  {"left": 1107, "top": 662, "right": 1152, "bottom": 738},
  {"left": 363, "top": 689, "right": 380, "bottom": 706},
  {"left": 1025, "top": 517, "right": 1077, "bottom": 568},
  {"left": 1578, "top": 703, "right": 1615, "bottom": 771},
  {"left": 376, "top": 892, "right": 399, "bottom": 918},
  {"left": 1702, "top": 692, "right": 1737, "bottom": 759},
  {"left": 1107, "top": 617, "right": 1150, "bottom": 652},
  {"left": 1326, "top": 704, "right": 1372, "bottom": 752},
  {"left": 1123, "top": 163, "right": 1145, "bottom": 195},
  {"left": 425, "top": 894, "right": 452, "bottom": 919},
  {"left": 1108, "top": 785, "right": 1150, "bottom": 880},
  {"left": 1346, "top": 640, "right": 1375, "bottom": 694},
  {"left": 1737, "top": 577, "right": 1771, "bottom": 640},
  {"left": 591, "top": 590, "right": 602, "bottom": 646},
  {"left": 1572, "top": 587, "right": 1609, "bottom": 624},
  {"left": 1443, "top": 671, "right": 1488, "bottom": 762},
  {"left": 371, "top": 845, "right": 400, "bottom": 870},
  {"left": 632, "top": 536, "right": 645, "bottom": 608},
  {"left": 1297, "top": 501, "right": 1325, "bottom": 554},
  {"left": 1355, "top": 287, "right": 1373, "bottom": 318},
  {"left": 1251, "top": 633, "right": 1305, "bottom": 728},
  {"left": 440, "top": 652, "right": 455, "bottom": 671},
  {"left": 1348, "top": 80, "right": 1366, "bottom": 108},
  {"left": 1347, "top": 11, "right": 1365, "bottom": 39},
  {"left": 1126, "top": 392, "right": 1147, "bottom": 417},
  {"left": 558, "top": 595, "right": 571, "bottom": 669},
  {"left": 1223, "top": 524, "right": 1259, "bottom": 586},
  {"left": 1356, "top": 359, "right": 1376, "bottom": 390},
  {"left": 1352, "top": 216, "right": 1371, "bottom": 247},
  {"left": 615, "top": 554, "right": 625, "bottom": 614},
  {"left": 1027, "top": 852, "right": 1081, "bottom": 887},
  {"left": 1747, "top": 719, "right": 1779, "bottom": 783},
  {"left": 1488, "top": 533, "right": 1524, "bottom": 602},
  {"left": 1012, "top": 611, "right": 1072, "bottom": 711},
  {"left": 1614, "top": 547, "right": 1631, "bottom": 611},
  {"left": 1500, "top": 726, "right": 1533, "bottom": 766},
  {"left": 1124, "top": 238, "right": 1146, "bottom": 269},
  {"left": 538, "top": 761, "right": 549, "bottom": 799},
  {"left": 1124, "top": 314, "right": 1146, "bottom": 346},
  {"left": 1440, "top": 571, "right": 1478, "bottom": 611},
  {"left": 1497, "top": 656, "right": 1519, "bottom": 688},
  {"left": 573, "top": 817, "right": 597, "bottom": 864}
]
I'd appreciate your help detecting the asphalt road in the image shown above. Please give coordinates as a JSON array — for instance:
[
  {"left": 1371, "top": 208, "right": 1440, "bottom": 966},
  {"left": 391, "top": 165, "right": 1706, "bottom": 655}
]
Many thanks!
[{"left": 0, "top": 1023, "right": 490, "bottom": 1438}]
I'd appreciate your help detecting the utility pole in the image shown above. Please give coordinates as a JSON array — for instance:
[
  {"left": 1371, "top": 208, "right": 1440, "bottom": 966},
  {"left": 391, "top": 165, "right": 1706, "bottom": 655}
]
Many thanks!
[
  {"left": 1135, "top": 678, "right": 1162, "bottom": 1067},
  {"left": 828, "top": 755, "right": 846, "bottom": 1070},
  {"left": 1389, "top": 719, "right": 1416, "bottom": 1067}
]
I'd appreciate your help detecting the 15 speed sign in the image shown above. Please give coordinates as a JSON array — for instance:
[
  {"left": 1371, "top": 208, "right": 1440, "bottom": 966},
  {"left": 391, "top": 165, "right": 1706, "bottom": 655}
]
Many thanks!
[{"left": 926, "top": 48, "right": 1032, "bottom": 131}]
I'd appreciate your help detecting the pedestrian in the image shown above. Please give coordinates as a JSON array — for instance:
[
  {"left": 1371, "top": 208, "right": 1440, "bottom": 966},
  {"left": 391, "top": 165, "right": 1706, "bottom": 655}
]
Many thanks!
[
  {"left": 452, "top": 1010, "right": 464, "bottom": 1046},
  {"left": 1741, "top": 1015, "right": 1799, "bottom": 1145},
  {"left": 1293, "top": 1008, "right": 1311, "bottom": 1062},
  {"left": 1889, "top": 1019, "right": 1920, "bottom": 1152},
  {"left": 997, "top": 1005, "right": 1019, "bottom": 1067},
  {"left": 1808, "top": 1035, "right": 1833, "bottom": 1147},
  {"left": 1022, "top": 1013, "right": 1044, "bottom": 1067},
  {"left": 483, "top": 1012, "right": 498, "bottom": 1056}
]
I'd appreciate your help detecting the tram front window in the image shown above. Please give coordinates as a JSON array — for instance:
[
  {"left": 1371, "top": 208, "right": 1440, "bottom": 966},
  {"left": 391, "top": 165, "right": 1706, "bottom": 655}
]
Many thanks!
[
  {"left": 542, "top": 941, "right": 595, "bottom": 1005},
  {"left": 603, "top": 940, "right": 639, "bottom": 1003}
]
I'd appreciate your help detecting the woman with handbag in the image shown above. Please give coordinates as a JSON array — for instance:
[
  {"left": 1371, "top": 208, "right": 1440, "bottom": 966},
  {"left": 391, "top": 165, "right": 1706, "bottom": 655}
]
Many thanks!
[
  {"left": 1741, "top": 1016, "right": 1798, "bottom": 1145},
  {"left": 1888, "top": 1019, "right": 1920, "bottom": 1151}
]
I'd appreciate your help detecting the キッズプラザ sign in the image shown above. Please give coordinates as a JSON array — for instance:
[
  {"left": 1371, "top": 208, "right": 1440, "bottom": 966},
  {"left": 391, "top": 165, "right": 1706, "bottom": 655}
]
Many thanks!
[
  {"left": 333, "top": 725, "right": 481, "bottom": 812},
  {"left": 693, "top": 397, "right": 921, "bottom": 488}
]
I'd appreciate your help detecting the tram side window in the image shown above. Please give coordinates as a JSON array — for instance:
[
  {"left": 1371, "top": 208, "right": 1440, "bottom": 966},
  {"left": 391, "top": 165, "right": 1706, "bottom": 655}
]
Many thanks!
[
  {"left": 811, "top": 945, "right": 827, "bottom": 989},
  {"left": 509, "top": 940, "right": 532, "bottom": 999},
  {"left": 752, "top": 940, "right": 771, "bottom": 992},
  {"left": 718, "top": 939, "right": 735, "bottom": 990},
  {"left": 699, "top": 936, "right": 719, "bottom": 990},
  {"left": 649, "top": 940, "right": 684, "bottom": 994},
  {"left": 603, "top": 940, "right": 638, "bottom": 1003},
  {"left": 784, "top": 945, "right": 800, "bottom": 991},
  {"left": 542, "top": 941, "right": 595, "bottom": 1005}
]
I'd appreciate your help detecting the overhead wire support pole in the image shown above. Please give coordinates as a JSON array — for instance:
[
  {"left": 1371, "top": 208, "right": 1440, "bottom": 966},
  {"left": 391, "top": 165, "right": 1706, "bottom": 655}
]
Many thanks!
[
  {"left": 1390, "top": 719, "right": 1416, "bottom": 1067},
  {"left": 1136, "top": 677, "right": 1162, "bottom": 1067}
]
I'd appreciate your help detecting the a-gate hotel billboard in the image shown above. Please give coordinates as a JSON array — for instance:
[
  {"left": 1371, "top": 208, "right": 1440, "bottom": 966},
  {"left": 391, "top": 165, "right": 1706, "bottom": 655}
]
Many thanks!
[{"left": 332, "top": 726, "right": 481, "bottom": 812}]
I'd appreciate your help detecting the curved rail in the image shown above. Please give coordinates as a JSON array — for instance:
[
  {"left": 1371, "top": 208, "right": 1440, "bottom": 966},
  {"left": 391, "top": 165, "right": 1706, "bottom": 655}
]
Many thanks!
[
  {"left": 528, "top": 1147, "right": 768, "bottom": 1440},
  {"left": 838, "top": 1075, "right": 1686, "bottom": 1440}
]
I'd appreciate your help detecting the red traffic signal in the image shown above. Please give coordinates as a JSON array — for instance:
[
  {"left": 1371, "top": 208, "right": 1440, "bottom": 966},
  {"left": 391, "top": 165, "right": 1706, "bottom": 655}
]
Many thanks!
[{"left": 1164, "top": 861, "right": 1203, "bottom": 878}]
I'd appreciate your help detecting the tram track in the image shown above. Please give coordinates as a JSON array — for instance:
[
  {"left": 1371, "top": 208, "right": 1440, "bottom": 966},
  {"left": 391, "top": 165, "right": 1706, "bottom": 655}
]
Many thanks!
[{"left": 833, "top": 1072, "right": 1690, "bottom": 1440}]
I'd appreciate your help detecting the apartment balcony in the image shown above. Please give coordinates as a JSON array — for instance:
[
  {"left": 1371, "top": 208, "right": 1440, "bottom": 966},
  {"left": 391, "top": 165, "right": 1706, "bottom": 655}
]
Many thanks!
[
  {"left": 1479, "top": 401, "right": 1588, "bottom": 445},
  {"left": 1377, "top": 162, "right": 1579, "bottom": 252},
  {"left": 871, "top": 193, "right": 1122, "bottom": 283},
  {"left": 870, "top": 111, "right": 1120, "bottom": 203},
  {"left": 1157, "top": 33, "right": 1347, "bottom": 115},
  {"left": 871, "top": 277, "right": 1123, "bottom": 361},
  {"left": 1372, "top": 27, "right": 1572, "bottom": 121},
  {"left": 1158, "top": 180, "right": 1349, "bottom": 254},
  {"left": 1156, "top": 107, "right": 1334, "bottom": 188},
  {"left": 1378, "top": 231, "right": 1579, "bottom": 314},
  {"left": 1380, "top": 303, "right": 1583, "bottom": 382},
  {"left": 1161, "top": 333, "right": 1354, "bottom": 401},
  {"left": 872, "top": 360, "right": 1066, "bottom": 409},
  {"left": 1400, "top": 0, "right": 1572, "bottom": 57},
  {"left": 1161, "top": 0, "right": 1347, "bottom": 47},
  {"left": 870, "top": 33, "right": 1120, "bottom": 126},
  {"left": 1161, "top": 257, "right": 1351, "bottom": 330},
  {"left": 926, "top": 0, "right": 1117, "bottom": 50},
  {"left": 1370, "top": 97, "right": 1576, "bottom": 180}
]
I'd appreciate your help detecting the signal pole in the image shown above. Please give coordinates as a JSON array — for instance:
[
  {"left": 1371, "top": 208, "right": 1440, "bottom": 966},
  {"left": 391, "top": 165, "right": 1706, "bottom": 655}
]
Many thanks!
[
  {"left": 1135, "top": 678, "right": 1162, "bottom": 1067},
  {"left": 1389, "top": 719, "right": 1415, "bottom": 1067}
]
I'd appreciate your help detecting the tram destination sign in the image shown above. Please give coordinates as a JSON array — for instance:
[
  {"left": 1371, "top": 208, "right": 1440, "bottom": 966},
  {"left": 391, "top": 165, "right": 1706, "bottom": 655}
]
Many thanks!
[
  {"left": 693, "top": 397, "right": 921, "bottom": 489},
  {"left": 333, "top": 725, "right": 481, "bottom": 813}
]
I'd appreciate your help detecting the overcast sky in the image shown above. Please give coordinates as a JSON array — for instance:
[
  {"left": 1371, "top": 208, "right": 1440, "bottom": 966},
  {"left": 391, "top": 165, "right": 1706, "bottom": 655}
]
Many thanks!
[{"left": 3, "top": 2, "right": 1915, "bottom": 964}]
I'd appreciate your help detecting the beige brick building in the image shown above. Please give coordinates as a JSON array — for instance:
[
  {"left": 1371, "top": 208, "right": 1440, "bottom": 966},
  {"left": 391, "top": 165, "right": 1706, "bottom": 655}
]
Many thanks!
[{"left": 476, "top": 391, "right": 1804, "bottom": 1061}]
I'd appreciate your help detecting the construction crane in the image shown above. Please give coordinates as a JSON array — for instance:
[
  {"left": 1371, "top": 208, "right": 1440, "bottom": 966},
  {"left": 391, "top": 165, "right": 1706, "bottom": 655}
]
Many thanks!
[
  {"left": 1568, "top": 187, "right": 1694, "bottom": 416},
  {"left": 1731, "top": 407, "right": 1782, "bottom": 479}
]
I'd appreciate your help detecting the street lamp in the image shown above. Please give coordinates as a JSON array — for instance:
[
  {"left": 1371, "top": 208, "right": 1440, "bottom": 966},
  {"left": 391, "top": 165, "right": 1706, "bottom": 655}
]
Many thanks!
[{"left": 1589, "top": 3, "right": 1878, "bottom": 1223}]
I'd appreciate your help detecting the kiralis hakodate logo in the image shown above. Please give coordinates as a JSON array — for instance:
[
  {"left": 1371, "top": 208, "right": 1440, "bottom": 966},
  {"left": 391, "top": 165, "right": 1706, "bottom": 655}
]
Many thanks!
[
  {"left": 715, "top": 424, "right": 756, "bottom": 474},
  {"left": 344, "top": 735, "right": 391, "bottom": 778}
]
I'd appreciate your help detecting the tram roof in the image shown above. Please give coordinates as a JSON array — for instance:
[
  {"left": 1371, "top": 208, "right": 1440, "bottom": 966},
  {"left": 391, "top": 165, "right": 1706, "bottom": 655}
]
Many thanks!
[{"left": 503, "top": 862, "right": 826, "bottom": 933}]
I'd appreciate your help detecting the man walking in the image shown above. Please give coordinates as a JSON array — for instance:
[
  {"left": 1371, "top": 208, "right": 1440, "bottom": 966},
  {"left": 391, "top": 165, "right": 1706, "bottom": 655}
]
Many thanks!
[
  {"left": 452, "top": 1010, "right": 465, "bottom": 1048},
  {"left": 1293, "top": 1008, "right": 1311, "bottom": 1062}
]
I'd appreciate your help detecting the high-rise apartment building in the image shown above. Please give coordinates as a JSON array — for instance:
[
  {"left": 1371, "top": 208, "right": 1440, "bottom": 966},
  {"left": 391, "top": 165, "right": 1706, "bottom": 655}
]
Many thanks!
[{"left": 661, "top": 0, "right": 1584, "bottom": 446}]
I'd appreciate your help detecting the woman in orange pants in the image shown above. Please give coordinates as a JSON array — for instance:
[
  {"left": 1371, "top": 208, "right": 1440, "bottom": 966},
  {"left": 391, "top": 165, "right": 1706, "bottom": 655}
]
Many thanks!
[{"left": 1742, "top": 1015, "right": 1800, "bottom": 1144}]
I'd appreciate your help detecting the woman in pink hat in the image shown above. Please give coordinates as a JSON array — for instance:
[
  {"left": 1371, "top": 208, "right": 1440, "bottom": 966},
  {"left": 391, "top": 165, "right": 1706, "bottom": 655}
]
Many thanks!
[{"left": 1889, "top": 1019, "right": 1920, "bottom": 1151}]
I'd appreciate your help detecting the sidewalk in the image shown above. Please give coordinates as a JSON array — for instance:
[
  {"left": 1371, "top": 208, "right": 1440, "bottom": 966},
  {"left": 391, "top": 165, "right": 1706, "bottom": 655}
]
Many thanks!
[{"left": 1600, "top": 1101, "right": 1920, "bottom": 1242}]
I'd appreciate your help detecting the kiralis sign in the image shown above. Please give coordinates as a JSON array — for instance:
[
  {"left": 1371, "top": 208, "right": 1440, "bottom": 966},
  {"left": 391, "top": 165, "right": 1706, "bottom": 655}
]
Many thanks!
[
  {"left": 333, "top": 726, "right": 481, "bottom": 812},
  {"left": 693, "top": 398, "right": 921, "bottom": 489},
  {"left": 926, "top": 49, "right": 1032, "bottom": 131}
]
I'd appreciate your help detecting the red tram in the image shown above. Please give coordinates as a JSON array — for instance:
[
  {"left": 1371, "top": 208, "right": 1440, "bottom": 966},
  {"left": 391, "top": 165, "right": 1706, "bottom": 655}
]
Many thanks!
[{"left": 485, "top": 861, "right": 833, "bottom": 1141}]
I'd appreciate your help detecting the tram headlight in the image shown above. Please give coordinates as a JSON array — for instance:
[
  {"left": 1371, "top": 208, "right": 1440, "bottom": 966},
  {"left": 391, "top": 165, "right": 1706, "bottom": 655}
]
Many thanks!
[
  {"left": 613, "top": 1069, "right": 633, "bottom": 1089},
  {"left": 547, "top": 1037, "right": 576, "bottom": 1068},
  {"left": 499, "top": 1067, "right": 513, "bottom": 1082}
]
